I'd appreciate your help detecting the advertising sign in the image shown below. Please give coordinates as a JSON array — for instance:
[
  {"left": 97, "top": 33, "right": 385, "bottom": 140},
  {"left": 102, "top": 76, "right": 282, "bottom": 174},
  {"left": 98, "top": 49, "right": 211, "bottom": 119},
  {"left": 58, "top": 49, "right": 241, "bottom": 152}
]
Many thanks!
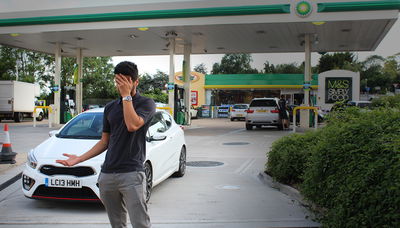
[
  {"left": 191, "top": 91, "right": 198, "bottom": 106},
  {"left": 325, "top": 77, "right": 352, "bottom": 103}
]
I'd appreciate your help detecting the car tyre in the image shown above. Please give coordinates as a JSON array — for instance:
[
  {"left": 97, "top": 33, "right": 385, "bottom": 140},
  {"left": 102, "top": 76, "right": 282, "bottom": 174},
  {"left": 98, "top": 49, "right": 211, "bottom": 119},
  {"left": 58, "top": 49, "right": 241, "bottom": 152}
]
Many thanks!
[
  {"left": 144, "top": 162, "right": 153, "bottom": 203},
  {"left": 246, "top": 123, "right": 253, "bottom": 130},
  {"left": 173, "top": 146, "right": 186, "bottom": 177},
  {"left": 230, "top": 117, "right": 234, "bottom": 121}
]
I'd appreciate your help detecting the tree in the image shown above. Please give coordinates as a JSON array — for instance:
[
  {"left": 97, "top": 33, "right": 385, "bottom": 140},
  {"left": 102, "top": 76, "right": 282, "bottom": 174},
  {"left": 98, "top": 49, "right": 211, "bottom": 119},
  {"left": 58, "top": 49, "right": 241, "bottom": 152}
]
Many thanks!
[
  {"left": 137, "top": 70, "right": 168, "bottom": 103},
  {"left": 274, "top": 63, "right": 303, "bottom": 74},
  {"left": 193, "top": 63, "right": 207, "bottom": 74},
  {"left": 0, "top": 46, "right": 54, "bottom": 87},
  {"left": 80, "top": 57, "right": 117, "bottom": 99},
  {"left": 317, "top": 52, "right": 360, "bottom": 73},
  {"left": 263, "top": 61, "right": 276, "bottom": 73},
  {"left": 360, "top": 54, "right": 399, "bottom": 93},
  {"left": 152, "top": 70, "right": 168, "bottom": 91},
  {"left": 211, "top": 54, "right": 258, "bottom": 74}
]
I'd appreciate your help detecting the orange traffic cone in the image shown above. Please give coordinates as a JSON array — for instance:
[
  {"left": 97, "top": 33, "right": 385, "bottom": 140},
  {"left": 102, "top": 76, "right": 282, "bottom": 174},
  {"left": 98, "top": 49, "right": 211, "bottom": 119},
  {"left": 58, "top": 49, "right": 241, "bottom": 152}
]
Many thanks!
[{"left": 0, "top": 124, "right": 17, "bottom": 164}]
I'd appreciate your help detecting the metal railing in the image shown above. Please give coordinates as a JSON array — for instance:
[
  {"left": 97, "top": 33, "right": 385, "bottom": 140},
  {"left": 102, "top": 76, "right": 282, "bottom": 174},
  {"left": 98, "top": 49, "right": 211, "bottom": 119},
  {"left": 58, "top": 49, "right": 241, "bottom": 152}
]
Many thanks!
[
  {"left": 33, "top": 105, "right": 54, "bottom": 128},
  {"left": 292, "top": 106, "right": 319, "bottom": 132}
]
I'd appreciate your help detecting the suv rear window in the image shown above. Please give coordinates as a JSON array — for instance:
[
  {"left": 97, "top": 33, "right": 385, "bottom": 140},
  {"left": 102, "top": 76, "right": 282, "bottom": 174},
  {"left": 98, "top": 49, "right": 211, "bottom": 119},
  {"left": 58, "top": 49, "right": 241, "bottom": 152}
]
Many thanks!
[
  {"left": 233, "top": 105, "right": 248, "bottom": 109},
  {"left": 250, "top": 100, "right": 277, "bottom": 107}
]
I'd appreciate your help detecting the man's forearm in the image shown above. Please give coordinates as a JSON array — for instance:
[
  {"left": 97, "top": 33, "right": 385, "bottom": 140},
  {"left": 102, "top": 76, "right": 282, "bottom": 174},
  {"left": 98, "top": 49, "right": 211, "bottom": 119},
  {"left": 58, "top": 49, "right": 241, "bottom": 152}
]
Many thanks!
[
  {"left": 122, "top": 100, "right": 144, "bottom": 132},
  {"left": 78, "top": 139, "right": 108, "bottom": 163}
]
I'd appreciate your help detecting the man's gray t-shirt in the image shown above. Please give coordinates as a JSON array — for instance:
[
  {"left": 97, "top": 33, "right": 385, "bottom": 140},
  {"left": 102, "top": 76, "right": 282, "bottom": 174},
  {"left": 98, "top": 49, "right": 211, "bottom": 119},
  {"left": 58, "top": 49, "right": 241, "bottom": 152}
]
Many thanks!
[{"left": 101, "top": 92, "right": 155, "bottom": 173}]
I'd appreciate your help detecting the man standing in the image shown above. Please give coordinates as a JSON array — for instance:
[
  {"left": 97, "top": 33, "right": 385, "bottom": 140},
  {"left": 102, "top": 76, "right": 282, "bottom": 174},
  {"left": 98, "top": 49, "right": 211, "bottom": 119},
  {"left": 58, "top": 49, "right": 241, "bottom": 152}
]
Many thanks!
[
  {"left": 56, "top": 61, "right": 155, "bottom": 228},
  {"left": 278, "top": 95, "right": 289, "bottom": 130}
]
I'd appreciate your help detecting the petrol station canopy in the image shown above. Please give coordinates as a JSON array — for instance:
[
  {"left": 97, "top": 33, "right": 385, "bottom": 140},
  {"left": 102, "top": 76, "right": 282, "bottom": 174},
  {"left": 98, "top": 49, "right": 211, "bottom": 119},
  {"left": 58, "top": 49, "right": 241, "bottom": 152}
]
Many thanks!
[{"left": 0, "top": 0, "right": 399, "bottom": 57}]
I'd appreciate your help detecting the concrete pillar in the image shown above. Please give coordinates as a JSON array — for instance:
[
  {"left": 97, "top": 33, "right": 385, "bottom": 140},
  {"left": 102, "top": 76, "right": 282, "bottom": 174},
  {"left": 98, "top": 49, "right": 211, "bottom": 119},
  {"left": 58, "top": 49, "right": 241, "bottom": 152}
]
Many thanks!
[
  {"left": 54, "top": 42, "right": 61, "bottom": 125},
  {"left": 300, "top": 34, "right": 312, "bottom": 128},
  {"left": 76, "top": 48, "right": 83, "bottom": 114},
  {"left": 168, "top": 37, "right": 175, "bottom": 116},
  {"left": 304, "top": 33, "right": 312, "bottom": 106},
  {"left": 183, "top": 42, "right": 191, "bottom": 125}
]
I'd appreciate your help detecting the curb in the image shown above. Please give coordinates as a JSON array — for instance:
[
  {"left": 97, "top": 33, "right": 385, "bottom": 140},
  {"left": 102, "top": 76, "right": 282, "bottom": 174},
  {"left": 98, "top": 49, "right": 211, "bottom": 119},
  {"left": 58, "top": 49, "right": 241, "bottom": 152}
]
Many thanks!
[{"left": 258, "top": 172, "right": 310, "bottom": 208}]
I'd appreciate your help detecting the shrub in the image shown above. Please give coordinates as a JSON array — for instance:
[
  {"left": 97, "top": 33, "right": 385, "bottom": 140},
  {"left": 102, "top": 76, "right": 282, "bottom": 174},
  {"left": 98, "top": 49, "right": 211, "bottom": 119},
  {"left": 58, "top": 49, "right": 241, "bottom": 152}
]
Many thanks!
[
  {"left": 266, "top": 130, "right": 321, "bottom": 185},
  {"left": 301, "top": 108, "right": 400, "bottom": 227},
  {"left": 371, "top": 94, "right": 400, "bottom": 109}
]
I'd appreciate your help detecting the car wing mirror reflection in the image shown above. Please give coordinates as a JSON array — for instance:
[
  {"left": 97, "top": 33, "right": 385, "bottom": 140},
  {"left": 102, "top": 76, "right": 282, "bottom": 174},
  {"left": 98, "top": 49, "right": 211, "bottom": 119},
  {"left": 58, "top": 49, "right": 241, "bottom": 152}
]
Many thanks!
[{"left": 49, "top": 130, "right": 59, "bottom": 137}]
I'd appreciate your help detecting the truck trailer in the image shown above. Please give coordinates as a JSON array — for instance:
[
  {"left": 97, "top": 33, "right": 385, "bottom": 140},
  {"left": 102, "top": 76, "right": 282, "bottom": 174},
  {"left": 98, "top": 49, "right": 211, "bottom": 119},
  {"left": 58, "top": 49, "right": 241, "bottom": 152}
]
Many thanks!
[{"left": 0, "top": 81, "right": 43, "bottom": 122}]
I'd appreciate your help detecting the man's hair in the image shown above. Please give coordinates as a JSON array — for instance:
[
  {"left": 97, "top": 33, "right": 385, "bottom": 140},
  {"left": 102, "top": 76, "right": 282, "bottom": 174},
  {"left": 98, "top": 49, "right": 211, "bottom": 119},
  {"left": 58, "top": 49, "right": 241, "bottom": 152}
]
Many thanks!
[
  {"left": 114, "top": 61, "right": 139, "bottom": 81},
  {"left": 280, "top": 95, "right": 285, "bottom": 99}
]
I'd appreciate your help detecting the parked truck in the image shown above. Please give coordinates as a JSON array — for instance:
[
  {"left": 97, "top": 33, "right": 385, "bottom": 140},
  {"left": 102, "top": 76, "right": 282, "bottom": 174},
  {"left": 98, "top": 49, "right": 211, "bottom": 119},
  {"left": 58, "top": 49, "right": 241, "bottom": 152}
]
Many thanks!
[{"left": 0, "top": 81, "right": 44, "bottom": 122}]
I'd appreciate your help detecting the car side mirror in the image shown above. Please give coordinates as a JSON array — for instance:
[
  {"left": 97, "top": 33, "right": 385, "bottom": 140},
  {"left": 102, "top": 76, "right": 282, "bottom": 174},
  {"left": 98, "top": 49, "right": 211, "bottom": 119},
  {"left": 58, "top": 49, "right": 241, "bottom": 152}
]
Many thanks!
[
  {"left": 147, "top": 133, "right": 167, "bottom": 142},
  {"left": 49, "top": 130, "right": 59, "bottom": 137}
]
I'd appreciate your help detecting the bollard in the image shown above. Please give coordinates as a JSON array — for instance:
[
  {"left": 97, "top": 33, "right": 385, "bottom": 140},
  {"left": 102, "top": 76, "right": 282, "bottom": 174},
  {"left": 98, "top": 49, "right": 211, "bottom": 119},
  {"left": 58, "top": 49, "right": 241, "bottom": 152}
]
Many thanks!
[{"left": 0, "top": 124, "right": 17, "bottom": 164}]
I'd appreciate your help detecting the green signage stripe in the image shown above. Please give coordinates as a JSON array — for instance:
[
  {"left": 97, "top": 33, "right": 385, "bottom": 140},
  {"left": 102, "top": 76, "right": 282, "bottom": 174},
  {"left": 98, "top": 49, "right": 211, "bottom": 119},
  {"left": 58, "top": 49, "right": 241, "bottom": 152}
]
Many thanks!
[
  {"left": 205, "top": 74, "right": 318, "bottom": 86},
  {"left": 318, "top": 0, "right": 400, "bottom": 13},
  {"left": 0, "top": 4, "right": 290, "bottom": 27}
]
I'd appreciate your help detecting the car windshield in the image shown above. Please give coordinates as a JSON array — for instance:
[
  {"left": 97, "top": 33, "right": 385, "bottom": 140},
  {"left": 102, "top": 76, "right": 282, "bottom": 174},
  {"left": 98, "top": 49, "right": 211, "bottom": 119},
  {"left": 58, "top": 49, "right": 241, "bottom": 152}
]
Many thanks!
[
  {"left": 57, "top": 112, "right": 103, "bottom": 139},
  {"left": 358, "top": 103, "right": 371, "bottom": 108},
  {"left": 250, "top": 100, "right": 276, "bottom": 107},
  {"left": 233, "top": 105, "right": 248, "bottom": 109}
]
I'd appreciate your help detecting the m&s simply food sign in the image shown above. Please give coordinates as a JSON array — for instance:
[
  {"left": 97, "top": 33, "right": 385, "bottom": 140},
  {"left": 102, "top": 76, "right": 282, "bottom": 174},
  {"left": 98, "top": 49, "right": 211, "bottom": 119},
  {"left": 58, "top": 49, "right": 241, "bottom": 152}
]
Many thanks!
[{"left": 325, "top": 77, "right": 352, "bottom": 103}]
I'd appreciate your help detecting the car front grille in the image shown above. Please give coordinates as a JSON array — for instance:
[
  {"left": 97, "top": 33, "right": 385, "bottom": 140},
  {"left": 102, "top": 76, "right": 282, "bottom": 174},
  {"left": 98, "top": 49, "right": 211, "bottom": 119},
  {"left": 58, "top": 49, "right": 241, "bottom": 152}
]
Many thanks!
[
  {"left": 40, "top": 165, "right": 95, "bottom": 177},
  {"left": 33, "top": 185, "right": 99, "bottom": 201}
]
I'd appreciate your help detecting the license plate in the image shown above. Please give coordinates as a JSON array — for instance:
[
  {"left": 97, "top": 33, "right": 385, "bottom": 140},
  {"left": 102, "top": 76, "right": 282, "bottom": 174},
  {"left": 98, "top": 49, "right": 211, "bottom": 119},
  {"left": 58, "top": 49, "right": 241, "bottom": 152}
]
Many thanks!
[
  {"left": 45, "top": 178, "right": 82, "bottom": 188},
  {"left": 237, "top": 114, "right": 243, "bottom": 117},
  {"left": 256, "top": 110, "right": 268, "bottom": 113}
]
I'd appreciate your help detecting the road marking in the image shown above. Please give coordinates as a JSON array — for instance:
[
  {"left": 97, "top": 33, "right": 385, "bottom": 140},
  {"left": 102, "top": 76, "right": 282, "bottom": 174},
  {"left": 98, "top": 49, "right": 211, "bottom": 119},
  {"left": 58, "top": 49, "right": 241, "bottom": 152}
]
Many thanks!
[
  {"left": 235, "top": 158, "right": 255, "bottom": 174},
  {"left": 239, "top": 158, "right": 257, "bottom": 175}
]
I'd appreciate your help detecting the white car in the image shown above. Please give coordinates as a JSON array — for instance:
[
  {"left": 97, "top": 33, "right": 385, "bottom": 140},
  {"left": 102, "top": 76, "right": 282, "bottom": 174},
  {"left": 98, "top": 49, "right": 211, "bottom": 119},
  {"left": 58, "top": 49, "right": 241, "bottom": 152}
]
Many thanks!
[
  {"left": 190, "top": 106, "right": 198, "bottom": 119},
  {"left": 230, "top": 104, "right": 249, "bottom": 121},
  {"left": 245, "top": 98, "right": 282, "bottom": 130},
  {"left": 22, "top": 108, "right": 186, "bottom": 203}
]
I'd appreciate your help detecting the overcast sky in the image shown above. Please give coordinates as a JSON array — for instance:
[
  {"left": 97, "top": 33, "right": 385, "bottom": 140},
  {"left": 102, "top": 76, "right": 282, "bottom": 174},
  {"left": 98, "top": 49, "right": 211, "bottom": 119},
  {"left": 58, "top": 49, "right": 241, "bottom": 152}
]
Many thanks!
[{"left": 113, "top": 20, "right": 400, "bottom": 75}]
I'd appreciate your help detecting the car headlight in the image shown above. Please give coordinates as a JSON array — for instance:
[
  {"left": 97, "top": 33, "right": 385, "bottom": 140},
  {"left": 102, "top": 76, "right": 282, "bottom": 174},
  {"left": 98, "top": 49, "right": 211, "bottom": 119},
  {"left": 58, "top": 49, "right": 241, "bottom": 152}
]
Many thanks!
[{"left": 27, "top": 149, "right": 38, "bottom": 169}]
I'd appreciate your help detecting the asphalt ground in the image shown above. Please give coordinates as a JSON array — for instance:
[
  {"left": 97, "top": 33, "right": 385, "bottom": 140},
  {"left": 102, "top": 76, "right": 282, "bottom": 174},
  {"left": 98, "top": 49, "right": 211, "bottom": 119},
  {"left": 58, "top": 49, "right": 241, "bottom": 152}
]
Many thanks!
[{"left": 0, "top": 118, "right": 320, "bottom": 227}]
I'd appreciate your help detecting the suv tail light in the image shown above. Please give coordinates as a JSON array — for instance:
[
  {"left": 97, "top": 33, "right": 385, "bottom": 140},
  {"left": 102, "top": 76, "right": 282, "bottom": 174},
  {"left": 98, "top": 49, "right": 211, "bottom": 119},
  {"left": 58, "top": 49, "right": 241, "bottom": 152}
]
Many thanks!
[
  {"left": 271, "top": 109, "right": 279, "bottom": 113},
  {"left": 232, "top": 109, "right": 236, "bottom": 112},
  {"left": 246, "top": 109, "right": 254, "bottom": 113}
]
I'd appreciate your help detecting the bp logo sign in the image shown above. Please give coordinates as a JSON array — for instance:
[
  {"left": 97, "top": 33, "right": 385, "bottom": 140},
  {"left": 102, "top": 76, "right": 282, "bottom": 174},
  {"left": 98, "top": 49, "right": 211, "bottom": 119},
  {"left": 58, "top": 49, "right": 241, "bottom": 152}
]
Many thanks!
[{"left": 295, "top": 1, "right": 313, "bottom": 17}]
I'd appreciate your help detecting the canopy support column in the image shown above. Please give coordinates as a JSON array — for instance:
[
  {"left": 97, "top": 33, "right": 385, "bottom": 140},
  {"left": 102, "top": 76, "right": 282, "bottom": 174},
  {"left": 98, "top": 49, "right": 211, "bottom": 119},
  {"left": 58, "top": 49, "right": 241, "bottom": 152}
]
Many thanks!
[
  {"left": 183, "top": 42, "right": 191, "bottom": 125},
  {"left": 54, "top": 42, "right": 61, "bottom": 125},
  {"left": 76, "top": 48, "right": 83, "bottom": 114},
  {"left": 168, "top": 37, "right": 175, "bottom": 117},
  {"left": 304, "top": 33, "right": 312, "bottom": 106},
  {"left": 300, "top": 34, "right": 312, "bottom": 129}
]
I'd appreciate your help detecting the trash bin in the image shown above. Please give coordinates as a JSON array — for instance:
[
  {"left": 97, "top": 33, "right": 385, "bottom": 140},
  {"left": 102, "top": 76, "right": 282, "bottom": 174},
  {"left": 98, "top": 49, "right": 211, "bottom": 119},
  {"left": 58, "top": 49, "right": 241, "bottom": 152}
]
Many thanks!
[
  {"left": 309, "top": 110, "right": 315, "bottom": 127},
  {"left": 64, "top": 111, "right": 73, "bottom": 122},
  {"left": 176, "top": 111, "right": 185, "bottom": 125}
]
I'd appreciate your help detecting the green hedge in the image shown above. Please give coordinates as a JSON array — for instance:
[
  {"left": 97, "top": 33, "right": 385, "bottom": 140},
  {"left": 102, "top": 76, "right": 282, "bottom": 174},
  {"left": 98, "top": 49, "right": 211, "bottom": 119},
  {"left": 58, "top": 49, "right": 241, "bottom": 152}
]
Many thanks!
[
  {"left": 266, "top": 106, "right": 400, "bottom": 227},
  {"left": 371, "top": 94, "right": 400, "bottom": 109},
  {"left": 266, "top": 130, "right": 320, "bottom": 185}
]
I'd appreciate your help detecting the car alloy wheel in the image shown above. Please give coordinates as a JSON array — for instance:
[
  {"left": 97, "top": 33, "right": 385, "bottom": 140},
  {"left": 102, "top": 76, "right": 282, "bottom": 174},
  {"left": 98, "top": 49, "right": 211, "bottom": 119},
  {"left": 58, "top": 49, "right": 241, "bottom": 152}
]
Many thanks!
[
  {"left": 173, "top": 146, "right": 186, "bottom": 177},
  {"left": 144, "top": 162, "right": 153, "bottom": 203}
]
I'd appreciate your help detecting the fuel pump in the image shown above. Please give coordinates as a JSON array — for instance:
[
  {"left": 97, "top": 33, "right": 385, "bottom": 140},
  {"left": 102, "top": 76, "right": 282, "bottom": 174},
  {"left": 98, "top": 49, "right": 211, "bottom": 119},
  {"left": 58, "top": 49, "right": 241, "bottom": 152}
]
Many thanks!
[{"left": 174, "top": 84, "right": 186, "bottom": 124}]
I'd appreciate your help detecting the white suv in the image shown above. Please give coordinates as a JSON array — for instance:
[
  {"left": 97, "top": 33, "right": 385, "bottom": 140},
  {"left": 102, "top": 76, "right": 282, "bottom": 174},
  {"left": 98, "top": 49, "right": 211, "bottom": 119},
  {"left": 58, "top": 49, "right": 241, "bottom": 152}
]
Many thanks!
[{"left": 245, "top": 98, "right": 282, "bottom": 130}]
